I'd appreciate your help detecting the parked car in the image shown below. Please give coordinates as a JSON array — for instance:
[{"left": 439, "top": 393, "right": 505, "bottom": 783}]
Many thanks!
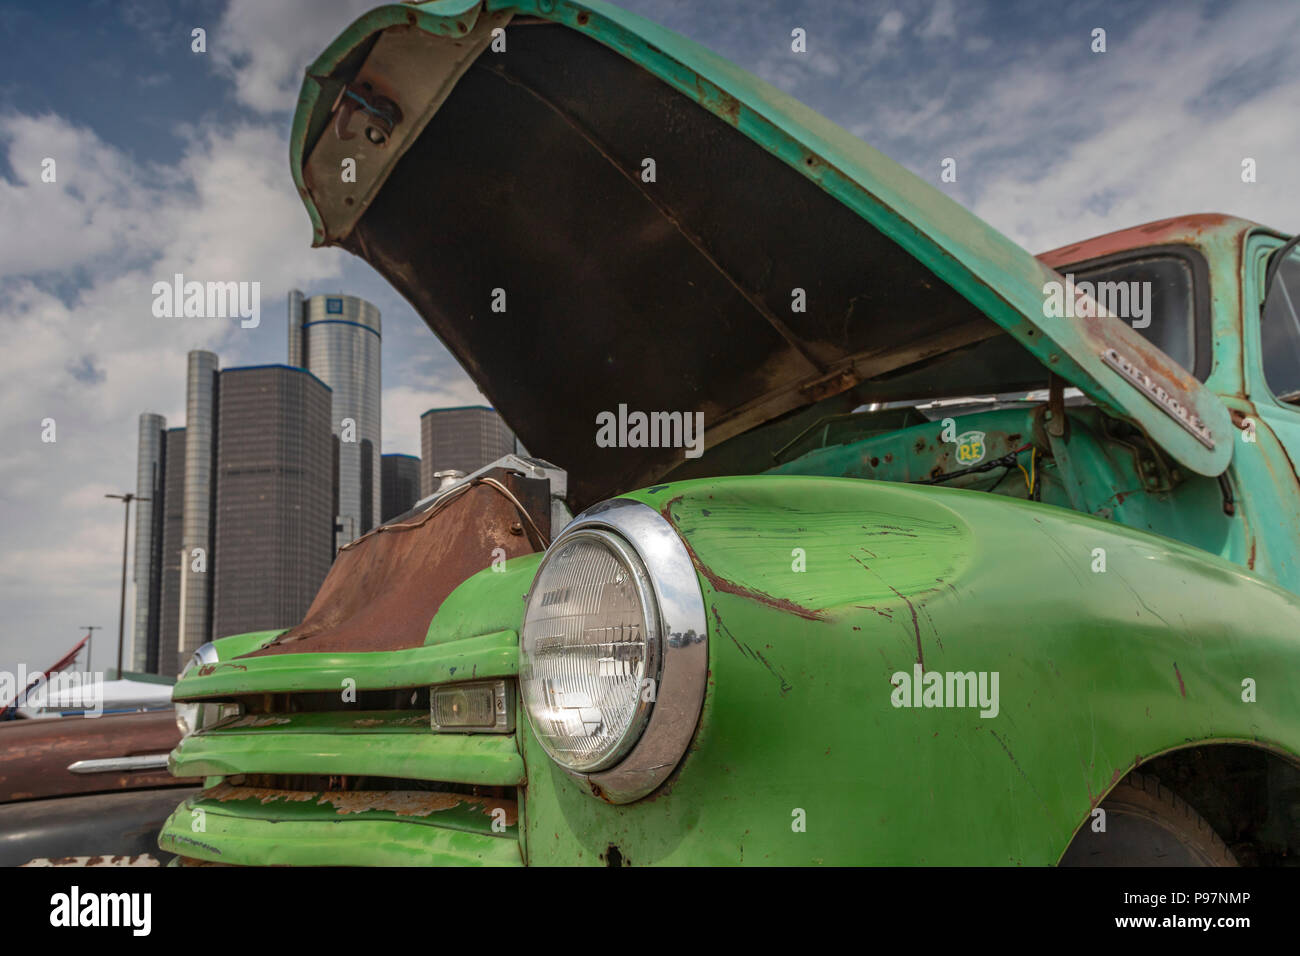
[
  {"left": 159, "top": 0, "right": 1300, "bottom": 866},
  {"left": 0, "top": 711, "right": 200, "bottom": 866}
]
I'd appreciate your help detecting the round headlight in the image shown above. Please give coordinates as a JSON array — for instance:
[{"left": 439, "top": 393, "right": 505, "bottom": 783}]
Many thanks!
[{"left": 519, "top": 529, "right": 660, "bottom": 772}]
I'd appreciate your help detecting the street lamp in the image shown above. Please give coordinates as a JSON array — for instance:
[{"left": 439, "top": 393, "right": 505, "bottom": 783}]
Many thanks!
[{"left": 105, "top": 493, "right": 147, "bottom": 680}]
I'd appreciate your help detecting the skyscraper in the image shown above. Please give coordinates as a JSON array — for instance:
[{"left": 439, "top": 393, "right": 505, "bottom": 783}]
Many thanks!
[
  {"left": 131, "top": 413, "right": 167, "bottom": 673},
  {"left": 419, "top": 406, "right": 516, "bottom": 497},
  {"left": 381, "top": 454, "right": 421, "bottom": 521},
  {"left": 287, "top": 291, "right": 381, "bottom": 547},
  {"left": 178, "top": 350, "right": 218, "bottom": 668},
  {"left": 211, "top": 366, "right": 333, "bottom": 640},
  {"left": 157, "top": 427, "right": 186, "bottom": 676}
]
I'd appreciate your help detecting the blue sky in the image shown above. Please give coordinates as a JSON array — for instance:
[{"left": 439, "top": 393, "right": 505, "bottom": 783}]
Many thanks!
[{"left": 1, "top": 0, "right": 1298, "bottom": 673}]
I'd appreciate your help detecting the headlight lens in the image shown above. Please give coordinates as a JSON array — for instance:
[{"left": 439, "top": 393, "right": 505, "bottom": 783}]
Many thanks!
[{"left": 519, "top": 529, "right": 659, "bottom": 772}]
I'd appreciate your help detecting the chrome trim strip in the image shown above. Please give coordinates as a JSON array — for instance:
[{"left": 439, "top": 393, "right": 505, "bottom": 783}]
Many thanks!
[
  {"left": 67, "top": 755, "right": 170, "bottom": 774},
  {"left": 192, "top": 642, "right": 219, "bottom": 668},
  {"left": 1100, "top": 346, "right": 1215, "bottom": 449}
]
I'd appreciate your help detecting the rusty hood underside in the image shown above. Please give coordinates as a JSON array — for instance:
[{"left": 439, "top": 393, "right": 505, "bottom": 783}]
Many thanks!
[{"left": 292, "top": 2, "right": 1232, "bottom": 512}]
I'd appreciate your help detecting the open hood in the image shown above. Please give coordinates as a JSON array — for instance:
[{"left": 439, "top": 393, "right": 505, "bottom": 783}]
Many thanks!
[{"left": 291, "top": 0, "right": 1231, "bottom": 510}]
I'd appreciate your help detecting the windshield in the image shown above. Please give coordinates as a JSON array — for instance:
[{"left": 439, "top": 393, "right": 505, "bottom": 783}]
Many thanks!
[
  {"left": 850, "top": 252, "right": 1204, "bottom": 416},
  {"left": 1075, "top": 254, "right": 1200, "bottom": 376}
]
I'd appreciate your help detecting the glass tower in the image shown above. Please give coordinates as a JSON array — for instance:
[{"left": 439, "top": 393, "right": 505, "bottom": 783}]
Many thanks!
[
  {"left": 288, "top": 291, "right": 381, "bottom": 548},
  {"left": 179, "top": 350, "right": 218, "bottom": 667},
  {"left": 131, "top": 413, "right": 167, "bottom": 673}
]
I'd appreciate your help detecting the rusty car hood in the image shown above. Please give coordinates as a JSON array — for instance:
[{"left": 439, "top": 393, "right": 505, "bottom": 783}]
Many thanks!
[{"left": 290, "top": 0, "right": 1232, "bottom": 509}]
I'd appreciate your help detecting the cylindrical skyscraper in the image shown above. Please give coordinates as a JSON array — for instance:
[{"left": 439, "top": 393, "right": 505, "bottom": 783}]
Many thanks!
[
  {"left": 179, "top": 350, "right": 219, "bottom": 663},
  {"left": 158, "top": 426, "right": 187, "bottom": 676},
  {"left": 289, "top": 292, "right": 381, "bottom": 548},
  {"left": 132, "top": 413, "right": 167, "bottom": 672},
  {"left": 287, "top": 289, "right": 304, "bottom": 368}
]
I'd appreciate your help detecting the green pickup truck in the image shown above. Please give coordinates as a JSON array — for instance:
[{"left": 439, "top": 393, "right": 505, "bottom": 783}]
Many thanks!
[{"left": 160, "top": 0, "right": 1300, "bottom": 866}]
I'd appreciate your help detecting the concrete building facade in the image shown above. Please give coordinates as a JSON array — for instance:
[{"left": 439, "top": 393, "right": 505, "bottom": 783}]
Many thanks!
[
  {"left": 211, "top": 365, "right": 333, "bottom": 640},
  {"left": 419, "top": 406, "right": 516, "bottom": 497},
  {"left": 381, "top": 453, "right": 421, "bottom": 521}
]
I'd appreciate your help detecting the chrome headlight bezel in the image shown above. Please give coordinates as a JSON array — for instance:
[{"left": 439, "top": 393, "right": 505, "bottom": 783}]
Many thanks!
[
  {"left": 519, "top": 498, "right": 708, "bottom": 803},
  {"left": 174, "top": 642, "right": 219, "bottom": 739}
]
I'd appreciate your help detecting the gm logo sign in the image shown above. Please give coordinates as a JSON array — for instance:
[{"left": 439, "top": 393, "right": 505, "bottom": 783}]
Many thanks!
[{"left": 326, "top": 297, "right": 344, "bottom": 314}]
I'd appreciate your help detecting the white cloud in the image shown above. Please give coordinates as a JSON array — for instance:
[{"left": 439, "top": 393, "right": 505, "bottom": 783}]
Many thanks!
[
  {"left": 0, "top": 109, "right": 348, "bottom": 671},
  {"left": 383, "top": 381, "right": 490, "bottom": 459},
  {"left": 213, "top": 0, "right": 378, "bottom": 113},
  {"left": 919, "top": 0, "right": 956, "bottom": 40},
  {"left": 877, "top": 10, "right": 904, "bottom": 38},
  {"left": 958, "top": 4, "right": 1300, "bottom": 250},
  {"left": 0, "top": 113, "right": 164, "bottom": 277}
]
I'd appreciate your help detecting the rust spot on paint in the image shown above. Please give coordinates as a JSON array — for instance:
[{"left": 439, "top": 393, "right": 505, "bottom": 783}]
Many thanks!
[
  {"left": 227, "top": 715, "right": 291, "bottom": 728},
  {"left": 711, "top": 605, "right": 792, "bottom": 695},
  {"left": 1037, "top": 213, "right": 1236, "bottom": 268},
  {"left": 321, "top": 790, "right": 466, "bottom": 817},
  {"left": 661, "top": 496, "right": 827, "bottom": 621},
  {"left": 888, "top": 584, "right": 924, "bottom": 667},
  {"left": 198, "top": 663, "right": 247, "bottom": 676},
  {"left": 207, "top": 783, "right": 315, "bottom": 805},
  {"left": 1173, "top": 662, "right": 1186, "bottom": 697},
  {"left": 855, "top": 605, "right": 894, "bottom": 621}
]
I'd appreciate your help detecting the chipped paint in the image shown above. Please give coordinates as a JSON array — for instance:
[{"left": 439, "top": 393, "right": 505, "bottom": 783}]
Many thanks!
[
  {"left": 200, "top": 782, "right": 520, "bottom": 826},
  {"left": 320, "top": 790, "right": 467, "bottom": 817},
  {"left": 227, "top": 715, "right": 292, "bottom": 728},
  {"left": 207, "top": 783, "right": 315, "bottom": 805},
  {"left": 21, "top": 854, "right": 161, "bottom": 867},
  {"left": 662, "top": 496, "right": 827, "bottom": 621}
]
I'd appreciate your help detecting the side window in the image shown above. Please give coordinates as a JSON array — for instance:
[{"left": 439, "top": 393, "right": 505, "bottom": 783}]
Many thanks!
[{"left": 1261, "top": 246, "right": 1300, "bottom": 404}]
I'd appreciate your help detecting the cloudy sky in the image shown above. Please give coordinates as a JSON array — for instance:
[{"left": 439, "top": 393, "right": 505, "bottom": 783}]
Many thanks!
[{"left": 1, "top": 0, "right": 1297, "bottom": 676}]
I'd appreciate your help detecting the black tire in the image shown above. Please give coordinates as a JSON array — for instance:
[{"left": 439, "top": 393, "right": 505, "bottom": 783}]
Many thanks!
[{"left": 1059, "top": 771, "right": 1237, "bottom": 866}]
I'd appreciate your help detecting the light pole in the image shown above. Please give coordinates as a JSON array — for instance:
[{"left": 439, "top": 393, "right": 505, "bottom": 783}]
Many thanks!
[
  {"left": 80, "top": 625, "right": 101, "bottom": 672},
  {"left": 105, "top": 493, "right": 147, "bottom": 680}
]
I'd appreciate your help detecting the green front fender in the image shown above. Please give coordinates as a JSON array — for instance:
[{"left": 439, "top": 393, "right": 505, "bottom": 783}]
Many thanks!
[{"left": 519, "top": 475, "right": 1300, "bottom": 864}]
